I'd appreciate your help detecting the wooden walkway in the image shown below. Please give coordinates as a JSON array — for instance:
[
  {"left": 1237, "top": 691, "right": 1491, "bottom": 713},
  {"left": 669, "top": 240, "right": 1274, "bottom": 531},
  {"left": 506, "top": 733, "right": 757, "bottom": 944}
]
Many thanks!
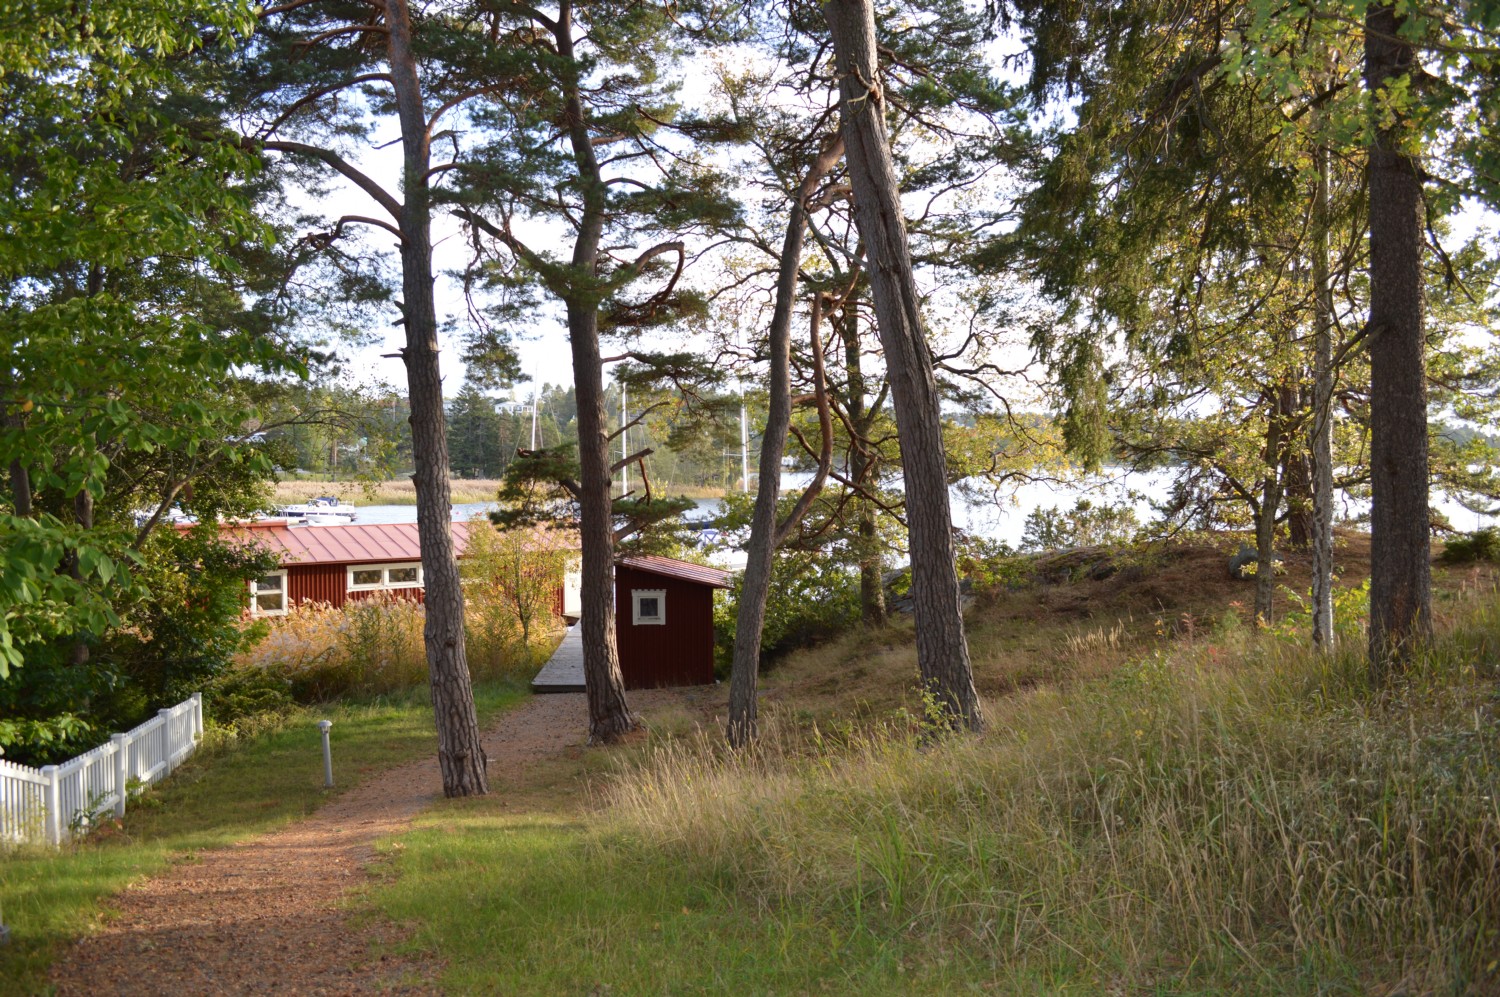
[{"left": 532, "top": 621, "right": 585, "bottom": 693}]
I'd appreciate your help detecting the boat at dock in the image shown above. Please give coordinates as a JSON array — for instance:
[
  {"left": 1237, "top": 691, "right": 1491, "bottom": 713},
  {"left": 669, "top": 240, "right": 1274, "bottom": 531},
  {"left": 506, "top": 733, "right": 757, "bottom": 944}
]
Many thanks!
[{"left": 275, "top": 495, "right": 358, "bottom": 522}]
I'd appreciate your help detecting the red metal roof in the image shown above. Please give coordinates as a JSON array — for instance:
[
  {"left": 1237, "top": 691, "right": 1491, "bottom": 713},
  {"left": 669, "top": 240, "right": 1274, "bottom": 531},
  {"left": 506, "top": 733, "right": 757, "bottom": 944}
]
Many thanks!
[
  {"left": 617, "top": 554, "right": 732, "bottom": 589},
  {"left": 222, "top": 521, "right": 475, "bottom": 567}
]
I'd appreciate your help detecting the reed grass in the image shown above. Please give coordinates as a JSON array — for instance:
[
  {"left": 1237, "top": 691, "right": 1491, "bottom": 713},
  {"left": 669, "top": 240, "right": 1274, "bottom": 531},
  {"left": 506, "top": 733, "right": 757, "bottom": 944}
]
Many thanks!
[
  {"left": 273, "top": 478, "right": 727, "bottom": 506},
  {"left": 236, "top": 591, "right": 560, "bottom": 701},
  {"left": 272, "top": 478, "right": 504, "bottom": 506}
]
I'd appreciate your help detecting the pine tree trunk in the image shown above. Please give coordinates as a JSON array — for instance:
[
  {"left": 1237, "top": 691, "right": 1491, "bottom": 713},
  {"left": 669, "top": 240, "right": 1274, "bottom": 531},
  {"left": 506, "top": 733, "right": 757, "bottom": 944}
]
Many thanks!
[
  {"left": 824, "top": 0, "right": 983, "bottom": 731},
  {"left": 844, "top": 302, "right": 887, "bottom": 628},
  {"left": 1280, "top": 382, "right": 1313, "bottom": 549},
  {"left": 1364, "top": 1, "right": 1431, "bottom": 680},
  {"left": 727, "top": 140, "right": 843, "bottom": 748},
  {"left": 570, "top": 297, "right": 638, "bottom": 743},
  {"left": 1310, "top": 137, "right": 1336, "bottom": 650},
  {"left": 556, "top": 0, "right": 637, "bottom": 743},
  {"left": 1254, "top": 393, "right": 1283, "bottom": 626},
  {"left": 386, "top": 0, "right": 488, "bottom": 796}
]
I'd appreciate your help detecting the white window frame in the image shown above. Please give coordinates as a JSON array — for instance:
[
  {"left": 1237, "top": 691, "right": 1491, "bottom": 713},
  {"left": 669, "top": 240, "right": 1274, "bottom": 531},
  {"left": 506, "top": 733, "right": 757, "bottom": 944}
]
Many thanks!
[
  {"left": 632, "top": 588, "right": 666, "bottom": 626},
  {"left": 347, "top": 562, "right": 424, "bottom": 592},
  {"left": 249, "top": 570, "right": 289, "bottom": 617}
]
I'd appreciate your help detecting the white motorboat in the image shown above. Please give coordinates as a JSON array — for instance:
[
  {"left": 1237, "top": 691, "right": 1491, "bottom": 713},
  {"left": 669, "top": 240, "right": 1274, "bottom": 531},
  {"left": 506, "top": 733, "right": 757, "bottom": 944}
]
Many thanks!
[{"left": 276, "top": 495, "right": 358, "bottom": 522}]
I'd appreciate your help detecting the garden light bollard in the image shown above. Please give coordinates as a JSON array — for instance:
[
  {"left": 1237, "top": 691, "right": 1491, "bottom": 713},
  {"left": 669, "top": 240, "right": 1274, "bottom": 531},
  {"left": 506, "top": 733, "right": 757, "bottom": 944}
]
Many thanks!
[{"left": 318, "top": 720, "right": 334, "bottom": 788}]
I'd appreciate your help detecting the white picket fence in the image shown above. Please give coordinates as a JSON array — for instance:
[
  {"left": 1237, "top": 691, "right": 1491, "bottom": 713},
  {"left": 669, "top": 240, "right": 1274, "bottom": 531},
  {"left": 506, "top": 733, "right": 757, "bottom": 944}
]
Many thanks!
[{"left": 0, "top": 693, "right": 203, "bottom": 846}]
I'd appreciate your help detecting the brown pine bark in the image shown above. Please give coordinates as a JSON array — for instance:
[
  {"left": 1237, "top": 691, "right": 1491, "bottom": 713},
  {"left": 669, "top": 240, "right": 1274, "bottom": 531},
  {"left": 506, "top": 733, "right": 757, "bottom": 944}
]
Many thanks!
[
  {"left": 555, "top": 0, "right": 637, "bottom": 743},
  {"left": 842, "top": 300, "right": 887, "bottom": 628},
  {"left": 725, "top": 155, "right": 824, "bottom": 748},
  {"left": 1364, "top": 1, "right": 1431, "bottom": 679},
  {"left": 824, "top": 0, "right": 983, "bottom": 731},
  {"left": 386, "top": 0, "right": 488, "bottom": 795}
]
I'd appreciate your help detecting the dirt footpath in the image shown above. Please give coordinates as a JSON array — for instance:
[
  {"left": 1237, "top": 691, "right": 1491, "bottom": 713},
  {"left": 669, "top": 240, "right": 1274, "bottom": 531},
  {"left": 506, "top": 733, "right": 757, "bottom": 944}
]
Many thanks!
[{"left": 49, "top": 693, "right": 604, "bottom": 996}]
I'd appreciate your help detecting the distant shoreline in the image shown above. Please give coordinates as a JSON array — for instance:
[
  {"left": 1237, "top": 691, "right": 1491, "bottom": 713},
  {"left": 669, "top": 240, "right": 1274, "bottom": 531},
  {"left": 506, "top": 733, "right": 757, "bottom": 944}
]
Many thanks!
[{"left": 272, "top": 478, "right": 729, "bottom": 506}]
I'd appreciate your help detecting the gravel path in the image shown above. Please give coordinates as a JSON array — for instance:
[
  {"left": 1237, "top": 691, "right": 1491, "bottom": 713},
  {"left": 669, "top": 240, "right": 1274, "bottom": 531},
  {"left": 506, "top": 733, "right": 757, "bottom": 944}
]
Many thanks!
[{"left": 49, "top": 692, "right": 604, "bottom": 995}]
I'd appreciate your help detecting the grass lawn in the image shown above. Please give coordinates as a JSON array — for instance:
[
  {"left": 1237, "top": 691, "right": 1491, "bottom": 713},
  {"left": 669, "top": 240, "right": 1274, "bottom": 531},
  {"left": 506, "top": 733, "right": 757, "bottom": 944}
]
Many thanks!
[
  {"left": 363, "top": 545, "right": 1500, "bottom": 995},
  {"left": 0, "top": 681, "right": 526, "bottom": 996}
]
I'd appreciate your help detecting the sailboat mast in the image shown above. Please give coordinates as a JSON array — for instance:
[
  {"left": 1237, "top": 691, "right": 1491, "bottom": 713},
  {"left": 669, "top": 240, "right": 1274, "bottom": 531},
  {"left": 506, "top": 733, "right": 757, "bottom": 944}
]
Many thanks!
[{"left": 738, "top": 323, "right": 749, "bottom": 492}]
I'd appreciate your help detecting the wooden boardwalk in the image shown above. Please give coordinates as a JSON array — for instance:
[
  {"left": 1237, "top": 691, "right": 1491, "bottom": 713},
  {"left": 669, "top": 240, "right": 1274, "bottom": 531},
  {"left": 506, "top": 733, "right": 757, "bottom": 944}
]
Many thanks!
[{"left": 532, "top": 621, "right": 585, "bottom": 693}]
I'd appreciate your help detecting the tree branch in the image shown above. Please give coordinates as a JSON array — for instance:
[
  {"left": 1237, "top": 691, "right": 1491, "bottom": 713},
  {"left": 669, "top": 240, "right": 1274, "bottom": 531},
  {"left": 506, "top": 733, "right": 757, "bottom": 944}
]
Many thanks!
[{"left": 254, "top": 139, "right": 402, "bottom": 221}]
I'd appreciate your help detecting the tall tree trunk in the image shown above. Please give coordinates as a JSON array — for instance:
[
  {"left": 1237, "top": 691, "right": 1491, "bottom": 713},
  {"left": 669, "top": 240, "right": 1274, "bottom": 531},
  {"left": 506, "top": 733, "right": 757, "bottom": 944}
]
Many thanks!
[
  {"left": 386, "top": 0, "right": 488, "bottom": 796},
  {"left": 843, "top": 300, "right": 887, "bottom": 628},
  {"left": 1364, "top": 1, "right": 1431, "bottom": 680},
  {"left": 726, "top": 169, "right": 816, "bottom": 748},
  {"left": 1254, "top": 391, "right": 1283, "bottom": 626},
  {"left": 569, "top": 297, "right": 638, "bottom": 742},
  {"left": 6, "top": 411, "right": 30, "bottom": 517},
  {"left": 824, "top": 0, "right": 983, "bottom": 731},
  {"left": 556, "top": 0, "right": 637, "bottom": 742},
  {"left": 1310, "top": 135, "right": 1336, "bottom": 650},
  {"left": 1280, "top": 381, "right": 1313, "bottom": 549}
]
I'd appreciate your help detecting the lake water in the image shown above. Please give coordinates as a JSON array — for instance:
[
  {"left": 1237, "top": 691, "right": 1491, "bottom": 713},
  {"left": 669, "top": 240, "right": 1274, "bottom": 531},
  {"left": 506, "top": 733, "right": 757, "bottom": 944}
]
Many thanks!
[{"left": 341, "top": 471, "right": 1495, "bottom": 559}]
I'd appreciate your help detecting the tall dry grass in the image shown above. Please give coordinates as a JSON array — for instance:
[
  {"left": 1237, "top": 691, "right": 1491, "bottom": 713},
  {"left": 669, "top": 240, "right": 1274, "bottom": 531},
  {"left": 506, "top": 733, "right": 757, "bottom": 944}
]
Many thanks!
[
  {"left": 272, "top": 479, "right": 503, "bottom": 506},
  {"left": 237, "top": 588, "right": 561, "bottom": 700},
  {"left": 601, "top": 596, "right": 1500, "bottom": 989}
]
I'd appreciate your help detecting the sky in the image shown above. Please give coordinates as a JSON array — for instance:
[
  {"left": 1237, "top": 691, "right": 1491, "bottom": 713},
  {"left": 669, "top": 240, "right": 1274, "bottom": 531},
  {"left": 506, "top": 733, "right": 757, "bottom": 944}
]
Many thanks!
[{"left": 298, "top": 23, "right": 1497, "bottom": 414}]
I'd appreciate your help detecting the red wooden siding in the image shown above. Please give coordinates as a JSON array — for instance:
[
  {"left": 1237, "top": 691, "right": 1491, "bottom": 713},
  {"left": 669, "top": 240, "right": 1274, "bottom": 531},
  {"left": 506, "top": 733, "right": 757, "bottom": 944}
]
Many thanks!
[
  {"left": 286, "top": 564, "right": 424, "bottom": 609},
  {"left": 613, "top": 564, "right": 717, "bottom": 689},
  {"left": 288, "top": 564, "right": 346, "bottom": 607}
]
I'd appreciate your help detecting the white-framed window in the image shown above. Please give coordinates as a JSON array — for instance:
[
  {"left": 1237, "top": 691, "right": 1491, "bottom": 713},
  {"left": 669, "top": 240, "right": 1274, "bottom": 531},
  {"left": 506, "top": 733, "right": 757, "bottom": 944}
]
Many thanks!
[
  {"left": 249, "top": 570, "right": 289, "bottom": 616},
  {"left": 348, "top": 562, "right": 424, "bottom": 591},
  {"left": 632, "top": 588, "right": 666, "bottom": 626}
]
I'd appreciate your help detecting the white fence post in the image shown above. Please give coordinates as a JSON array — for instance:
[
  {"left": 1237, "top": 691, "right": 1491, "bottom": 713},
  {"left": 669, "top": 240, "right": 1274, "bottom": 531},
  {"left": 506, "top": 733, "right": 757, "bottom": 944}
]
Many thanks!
[
  {"left": 112, "top": 733, "right": 129, "bottom": 819},
  {"left": 192, "top": 692, "right": 203, "bottom": 741},
  {"left": 42, "top": 766, "right": 60, "bottom": 846},
  {"left": 158, "top": 708, "right": 173, "bottom": 774}
]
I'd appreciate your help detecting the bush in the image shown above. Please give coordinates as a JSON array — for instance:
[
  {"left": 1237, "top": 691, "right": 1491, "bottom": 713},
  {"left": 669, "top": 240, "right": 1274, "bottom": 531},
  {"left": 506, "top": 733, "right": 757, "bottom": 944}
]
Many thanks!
[
  {"left": 1440, "top": 526, "right": 1500, "bottom": 564},
  {"left": 713, "top": 552, "right": 860, "bottom": 672},
  {"left": 1020, "top": 496, "right": 1139, "bottom": 551},
  {"left": 460, "top": 519, "right": 568, "bottom": 678}
]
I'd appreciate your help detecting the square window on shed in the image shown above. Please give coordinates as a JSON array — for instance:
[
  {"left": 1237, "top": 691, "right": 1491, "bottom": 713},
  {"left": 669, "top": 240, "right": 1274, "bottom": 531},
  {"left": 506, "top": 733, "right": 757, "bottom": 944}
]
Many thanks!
[
  {"left": 632, "top": 589, "right": 666, "bottom": 626},
  {"left": 250, "top": 571, "right": 288, "bottom": 616}
]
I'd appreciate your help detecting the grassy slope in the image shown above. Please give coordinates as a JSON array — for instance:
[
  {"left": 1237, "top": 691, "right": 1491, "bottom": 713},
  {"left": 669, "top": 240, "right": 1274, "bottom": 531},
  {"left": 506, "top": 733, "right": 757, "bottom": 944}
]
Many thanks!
[
  {"left": 369, "top": 533, "right": 1500, "bottom": 994},
  {"left": 0, "top": 682, "right": 526, "bottom": 996}
]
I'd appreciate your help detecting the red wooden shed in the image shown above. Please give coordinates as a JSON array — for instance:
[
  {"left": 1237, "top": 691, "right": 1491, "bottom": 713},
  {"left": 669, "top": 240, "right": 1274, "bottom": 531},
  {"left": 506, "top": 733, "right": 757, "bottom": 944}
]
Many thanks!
[{"left": 614, "top": 555, "right": 731, "bottom": 689}]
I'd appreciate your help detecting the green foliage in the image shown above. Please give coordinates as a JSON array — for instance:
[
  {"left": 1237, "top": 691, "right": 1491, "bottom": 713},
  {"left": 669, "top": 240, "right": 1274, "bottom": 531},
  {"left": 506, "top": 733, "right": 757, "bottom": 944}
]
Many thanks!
[
  {"left": 713, "top": 551, "right": 860, "bottom": 671},
  {"left": 459, "top": 519, "right": 568, "bottom": 672},
  {"left": 0, "top": 527, "right": 275, "bottom": 766},
  {"left": 1440, "top": 527, "right": 1500, "bottom": 565},
  {"left": 491, "top": 443, "right": 698, "bottom": 556},
  {"left": 1019, "top": 497, "right": 1140, "bottom": 552},
  {"left": 0, "top": 0, "right": 310, "bottom": 679},
  {"left": 1274, "top": 578, "right": 1370, "bottom": 643}
]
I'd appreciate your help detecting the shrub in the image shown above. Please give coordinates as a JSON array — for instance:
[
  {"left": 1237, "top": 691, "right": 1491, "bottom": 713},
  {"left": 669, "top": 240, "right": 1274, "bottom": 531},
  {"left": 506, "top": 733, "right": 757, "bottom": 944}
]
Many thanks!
[
  {"left": 460, "top": 519, "right": 568, "bottom": 677},
  {"left": 1020, "top": 496, "right": 1139, "bottom": 551},
  {"left": 713, "top": 552, "right": 860, "bottom": 672},
  {"left": 1440, "top": 526, "right": 1500, "bottom": 564}
]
